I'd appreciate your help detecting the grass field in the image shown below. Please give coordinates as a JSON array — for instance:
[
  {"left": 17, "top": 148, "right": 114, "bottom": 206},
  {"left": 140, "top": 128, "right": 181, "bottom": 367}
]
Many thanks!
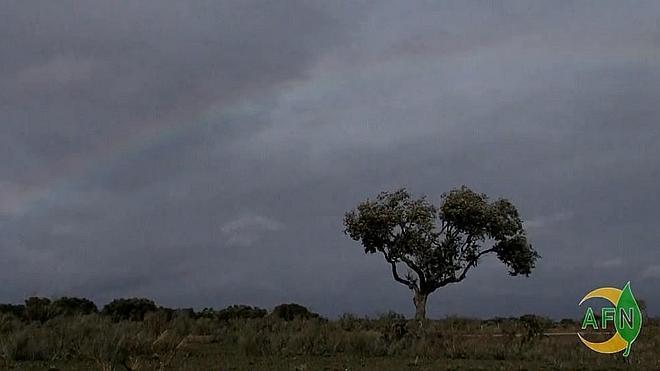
[{"left": 1, "top": 306, "right": 658, "bottom": 370}]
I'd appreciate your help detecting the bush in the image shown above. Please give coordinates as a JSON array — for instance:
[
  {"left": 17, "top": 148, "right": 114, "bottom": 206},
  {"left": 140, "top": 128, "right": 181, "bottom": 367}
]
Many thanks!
[
  {"left": 519, "top": 314, "right": 552, "bottom": 334},
  {"left": 271, "top": 303, "right": 319, "bottom": 321},
  {"left": 196, "top": 307, "right": 217, "bottom": 319},
  {"left": 376, "top": 311, "right": 405, "bottom": 322},
  {"left": 338, "top": 313, "right": 361, "bottom": 331},
  {"left": 24, "top": 297, "right": 52, "bottom": 323},
  {"left": 174, "top": 308, "right": 195, "bottom": 319},
  {"left": 50, "top": 297, "right": 98, "bottom": 317},
  {"left": 559, "top": 318, "right": 576, "bottom": 327},
  {"left": 0, "top": 304, "right": 24, "bottom": 319},
  {"left": 518, "top": 314, "right": 552, "bottom": 351},
  {"left": 101, "top": 298, "right": 157, "bottom": 321},
  {"left": 217, "top": 305, "right": 267, "bottom": 321}
]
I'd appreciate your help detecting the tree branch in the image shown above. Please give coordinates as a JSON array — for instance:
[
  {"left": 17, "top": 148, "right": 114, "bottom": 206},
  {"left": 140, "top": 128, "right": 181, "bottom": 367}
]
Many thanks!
[
  {"left": 401, "top": 256, "right": 426, "bottom": 289},
  {"left": 455, "top": 233, "right": 478, "bottom": 264},
  {"left": 439, "top": 219, "right": 448, "bottom": 234},
  {"left": 391, "top": 261, "right": 416, "bottom": 289},
  {"left": 432, "top": 247, "right": 497, "bottom": 291},
  {"left": 382, "top": 252, "right": 417, "bottom": 291},
  {"left": 460, "top": 234, "right": 475, "bottom": 253},
  {"left": 397, "top": 223, "right": 428, "bottom": 287},
  {"left": 388, "top": 228, "right": 427, "bottom": 289}
]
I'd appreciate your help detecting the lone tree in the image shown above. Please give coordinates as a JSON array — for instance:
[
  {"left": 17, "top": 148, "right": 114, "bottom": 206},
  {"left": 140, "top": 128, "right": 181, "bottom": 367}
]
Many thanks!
[{"left": 343, "top": 186, "right": 539, "bottom": 320}]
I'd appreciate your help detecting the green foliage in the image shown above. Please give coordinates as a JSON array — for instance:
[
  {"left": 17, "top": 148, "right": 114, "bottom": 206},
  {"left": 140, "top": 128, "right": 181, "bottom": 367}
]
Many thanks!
[
  {"left": 343, "top": 186, "right": 539, "bottom": 319},
  {"left": 101, "top": 298, "right": 157, "bottom": 321},
  {"left": 217, "top": 305, "right": 268, "bottom": 321},
  {"left": 338, "top": 313, "right": 360, "bottom": 331},
  {"left": 50, "top": 297, "right": 98, "bottom": 317},
  {"left": 271, "top": 303, "right": 320, "bottom": 321},
  {"left": 195, "top": 307, "right": 217, "bottom": 319},
  {"left": 0, "top": 304, "right": 25, "bottom": 318},
  {"left": 559, "top": 318, "right": 577, "bottom": 327},
  {"left": 376, "top": 311, "right": 406, "bottom": 323},
  {"left": 174, "top": 307, "right": 195, "bottom": 318},
  {"left": 518, "top": 314, "right": 551, "bottom": 346},
  {"left": 24, "top": 297, "right": 52, "bottom": 323},
  {"left": 1, "top": 297, "right": 98, "bottom": 323}
]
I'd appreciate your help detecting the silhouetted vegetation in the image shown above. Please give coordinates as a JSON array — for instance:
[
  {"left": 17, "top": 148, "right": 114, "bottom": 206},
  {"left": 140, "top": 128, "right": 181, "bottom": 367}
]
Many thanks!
[
  {"left": 50, "top": 297, "right": 98, "bottom": 317},
  {"left": 344, "top": 187, "right": 539, "bottom": 320},
  {"left": 0, "top": 297, "right": 658, "bottom": 370},
  {"left": 217, "top": 305, "right": 267, "bottom": 321},
  {"left": 24, "top": 297, "right": 52, "bottom": 323},
  {"left": 102, "top": 298, "right": 158, "bottom": 321},
  {"left": 0, "top": 304, "right": 24, "bottom": 318},
  {"left": 271, "top": 303, "right": 320, "bottom": 321}
]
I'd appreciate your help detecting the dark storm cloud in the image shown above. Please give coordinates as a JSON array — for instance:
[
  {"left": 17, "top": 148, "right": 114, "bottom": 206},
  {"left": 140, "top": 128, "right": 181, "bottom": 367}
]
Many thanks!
[{"left": 1, "top": 1, "right": 660, "bottom": 318}]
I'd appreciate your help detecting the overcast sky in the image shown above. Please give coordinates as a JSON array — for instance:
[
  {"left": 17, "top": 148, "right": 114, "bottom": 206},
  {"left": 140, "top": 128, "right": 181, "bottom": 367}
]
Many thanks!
[{"left": 2, "top": 1, "right": 660, "bottom": 319}]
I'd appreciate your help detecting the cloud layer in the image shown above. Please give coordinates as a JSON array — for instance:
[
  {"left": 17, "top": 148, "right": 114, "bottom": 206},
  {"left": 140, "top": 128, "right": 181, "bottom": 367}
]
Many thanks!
[{"left": 2, "top": 1, "right": 660, "bottom": 318}]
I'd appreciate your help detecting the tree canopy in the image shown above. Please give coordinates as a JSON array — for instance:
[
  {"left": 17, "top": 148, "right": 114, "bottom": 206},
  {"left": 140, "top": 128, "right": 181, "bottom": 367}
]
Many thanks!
[{"left": 344, "top": 186, "right": 539, "bottom": 319}]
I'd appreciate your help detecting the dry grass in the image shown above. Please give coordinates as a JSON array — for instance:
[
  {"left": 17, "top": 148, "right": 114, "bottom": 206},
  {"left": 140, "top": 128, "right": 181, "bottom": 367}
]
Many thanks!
[{"left": 0, "top": 312, "right": 658, "bottom": 370}]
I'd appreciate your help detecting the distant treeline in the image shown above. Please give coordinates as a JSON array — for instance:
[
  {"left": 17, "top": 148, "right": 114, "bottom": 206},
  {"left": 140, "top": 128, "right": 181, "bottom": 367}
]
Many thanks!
[
  {"left": 0, "top": 296, "right": 597, "bottom": 328},
  {"left": 0, "top": 296, "right": 321, "bottom": 323}
]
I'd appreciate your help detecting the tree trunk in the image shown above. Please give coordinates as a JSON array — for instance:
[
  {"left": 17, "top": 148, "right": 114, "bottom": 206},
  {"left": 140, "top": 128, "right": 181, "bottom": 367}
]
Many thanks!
[{"left": 413, "top": 291, "right": 428, "bottom": 321}]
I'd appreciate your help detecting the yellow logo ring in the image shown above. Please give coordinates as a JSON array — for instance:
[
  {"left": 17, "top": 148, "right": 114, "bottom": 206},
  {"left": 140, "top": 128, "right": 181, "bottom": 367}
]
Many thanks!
[{"left": 577, "top": 287, "right": 627, "bottom": 354}]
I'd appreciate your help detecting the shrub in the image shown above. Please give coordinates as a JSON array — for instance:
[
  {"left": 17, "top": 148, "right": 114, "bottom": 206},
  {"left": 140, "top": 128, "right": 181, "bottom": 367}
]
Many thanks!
[
  {"left": 338, "top": 313, "right": 360, "bottom": 331},
  {"left": 559, "top": 318, "right": 576, "bottom": 327},
  {"left": 0, "top": 304, "right": 24, "bottom": 319},
  {"left": 24, "top": 297, "right": 52, "bottom": 323},
  {"left": 144, "top": 310, "right": 174, "bottom": 336},
  {"left": 518, "top": 314, "right": 552, "bottom": 351},
  {"left": 271, "top": 303, "right": 319, "bottom": 321},
  {"left": 174, "top": 308, "right": 195, "bottom": 319},
  {"left": 0, "top": 313, "right": 21, "bottom": 335},
  {"left": 217, "top": 305, "right": 267, "bottom": 321},
  {"left": 77, "top": 316, "right": 150, "bottom": 370},
  {"left": 519, "top": 314, "right": 552, "bottom": 334},
  {"left": 101, "top": 298, "right": 157, "bottom": 321},
  {"left": 196, "top": 307, "right": 217, "bottom": 319},
  {"left": 50, "top": 297, "right": 98, "bottom": 317},
  {"left": 377, "top": 311, "right": 406, "bottom": 322}
]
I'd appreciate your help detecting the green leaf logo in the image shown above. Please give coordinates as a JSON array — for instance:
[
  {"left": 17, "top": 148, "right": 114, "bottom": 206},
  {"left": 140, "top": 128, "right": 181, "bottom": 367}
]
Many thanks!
[{"left": 615, "top": 281, "right": 642, "bottom": 357}]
